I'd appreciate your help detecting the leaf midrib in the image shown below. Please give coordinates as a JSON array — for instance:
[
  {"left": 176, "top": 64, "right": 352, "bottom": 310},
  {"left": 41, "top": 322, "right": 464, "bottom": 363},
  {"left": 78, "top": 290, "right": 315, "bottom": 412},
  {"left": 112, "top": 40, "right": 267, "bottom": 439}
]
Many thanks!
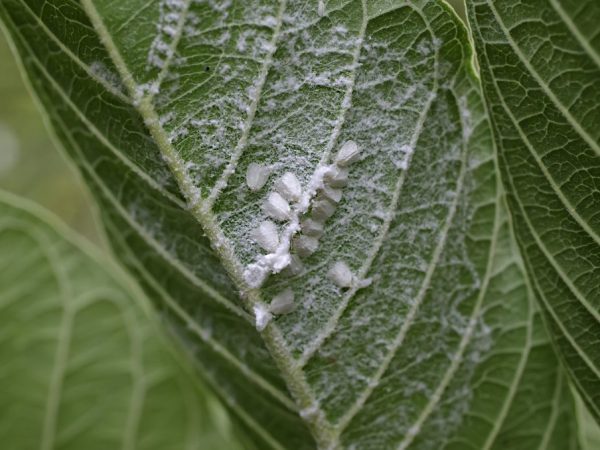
[{"left": 80, "top": 0, "right": 338, "bottom": 445}]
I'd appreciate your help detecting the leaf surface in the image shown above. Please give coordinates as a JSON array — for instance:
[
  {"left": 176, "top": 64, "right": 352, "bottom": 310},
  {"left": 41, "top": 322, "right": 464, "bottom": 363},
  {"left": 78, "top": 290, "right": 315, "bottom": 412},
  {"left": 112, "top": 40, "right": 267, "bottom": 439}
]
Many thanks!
[
  {"left": 0, "top": 0, "right": 581, "bottom": 447},
  {"left": 0, "top": 192, "right": 242, "bottom": 450},
  {"left": 466, "top": 0, "right": 600, "bottom": 421}
]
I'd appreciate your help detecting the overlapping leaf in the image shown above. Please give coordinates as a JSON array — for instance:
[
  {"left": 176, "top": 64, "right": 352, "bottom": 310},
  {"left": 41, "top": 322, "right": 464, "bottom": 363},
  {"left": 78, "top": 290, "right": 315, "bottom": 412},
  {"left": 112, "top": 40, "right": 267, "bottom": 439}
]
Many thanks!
[
  {"left": 0, "top": 0, "right": 580, "bottom": 447},
  {"left": 0, "top": 192, "right": 241, "bottom": 450},
  {"left": 466, "top": 0, "right": 600, "bottom": 421}
]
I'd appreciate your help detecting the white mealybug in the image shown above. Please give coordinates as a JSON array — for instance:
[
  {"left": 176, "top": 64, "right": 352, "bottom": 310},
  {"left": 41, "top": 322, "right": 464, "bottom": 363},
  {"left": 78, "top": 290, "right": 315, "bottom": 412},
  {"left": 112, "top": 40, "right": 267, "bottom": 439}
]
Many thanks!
[
  {"left": 253, "top": 304, "right": 272, "bottom": 331},
  {"left": 251, "top": 220, "right": 279, "bottom": 252},
  {"left": 320, "top": 185, "right": 343, "bottom": 203},
  {"left": 335, "top": 140, "right": 361, "bottom": 166},
  {"left": 270, "top": 288, "right": 296, "bottom": 315},
  {"left": 263, "top": 192, "right": 291, "bottom": 221},
  {"left": 301, "top": 218, "right": 324, "bottom": 237},
  {"left": 275, "top": 172, "right": 302, "bottom": 202},
  {"left": 294, "top": 235, "right": 319, "bottom": 257},
  {"left": 284, "top": 254, "right": 304, "bottom": 276},
  {"left": 323, "top": 165, "right": 349, "bottom": 187},
  {"left": 312, "top": 198, "right": 336, "bottom": 221},
  {"left": 317, "top": 0, "right": 325, "bottom": 17},
  {"left": 246, "top": 163, "right": 270, "bottom": 191},
  {"left": 328, "top": 260, "right": 354, "bottom": 288}
]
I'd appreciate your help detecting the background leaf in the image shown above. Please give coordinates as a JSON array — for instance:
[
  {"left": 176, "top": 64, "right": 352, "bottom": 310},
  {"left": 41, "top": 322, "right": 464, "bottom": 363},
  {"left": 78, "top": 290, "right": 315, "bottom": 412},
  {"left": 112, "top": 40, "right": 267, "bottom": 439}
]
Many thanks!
[
  {"left": 466, "top": 0, "right": 600, "bottom": 421},
  {"left": 0, "top": 0, "right": 581, "bottom": 447},
  {"left": 0, "top": 191, "right": 242, "bottom": 450}
]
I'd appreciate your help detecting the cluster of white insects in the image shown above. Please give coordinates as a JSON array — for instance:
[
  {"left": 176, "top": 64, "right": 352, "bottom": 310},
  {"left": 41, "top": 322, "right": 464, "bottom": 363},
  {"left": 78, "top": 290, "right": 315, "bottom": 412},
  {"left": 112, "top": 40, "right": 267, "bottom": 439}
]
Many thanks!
[{"left": 246, "top": 140, "right": 363, "bottom": 330}]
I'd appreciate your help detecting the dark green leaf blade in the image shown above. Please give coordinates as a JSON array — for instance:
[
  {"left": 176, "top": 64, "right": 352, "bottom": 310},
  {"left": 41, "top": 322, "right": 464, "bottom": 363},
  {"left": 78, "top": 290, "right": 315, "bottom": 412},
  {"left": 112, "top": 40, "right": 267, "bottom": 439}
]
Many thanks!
[
  {"left": 466, "top": 0, "right": 600, "bottom": 420},
  {"left": 0, "top": 0, "right": 582, "bottom": 447}
]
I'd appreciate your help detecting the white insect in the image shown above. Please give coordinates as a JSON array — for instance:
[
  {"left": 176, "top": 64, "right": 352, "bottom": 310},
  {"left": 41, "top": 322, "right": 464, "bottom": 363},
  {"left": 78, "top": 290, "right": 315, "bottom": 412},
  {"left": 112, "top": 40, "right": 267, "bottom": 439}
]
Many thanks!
[
  {"left": 275, "top": 171, "right": 302, "bottom": 202},
  {"left": 317, "top": 0, "right": 325, "bottom": 17},
  {"left": 253, "top": 304, "right": 272, "bottom": 331},
  {"left": 270, "top": 289, "right": 296, "bottom": 315},
  {"left": 328, "top": 260, "right": 354, "bottom": 288},
  {"left": 320, "top": 185, "right": 342, "bottom": 203},
  {"left": 284, "top": 254, "right": 304, "bottom": 276},
  {"left": 335, "top": 140, "right": 361, "bottom": 166},
  {"left": 251, "top": 220, "right": 279, "bottom": 252},
  {"left": 294, "top": 235, "right": 319, "bottom": 257},
  {"left": 312, "top": 198, "right": 336, "bottom": 221},
  {"left": 246, "top": 163, "right": 271, "bottom": 191},
  {"left": 263, "top": 191, "right": 291, "bottom": 221},
  {"left": 324, "top": 165, "right": 349, "bottom": 187},
  {"left": 301, "top": 218, "right": 324, "bottom": 237}
]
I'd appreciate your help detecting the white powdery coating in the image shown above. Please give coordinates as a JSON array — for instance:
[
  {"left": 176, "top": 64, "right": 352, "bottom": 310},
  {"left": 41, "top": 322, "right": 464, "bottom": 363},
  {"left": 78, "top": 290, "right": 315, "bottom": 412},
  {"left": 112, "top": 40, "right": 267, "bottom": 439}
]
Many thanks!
[
  {"left": 270, "top": 289, "right": 296, "bottom": 315},
  {"left": 263, "top": 192, "right": 291, "bottom": 221},
  {"left": 275, "top": 172, "right": 303, "bottom": 202},
  {"left": 246, "top": 162, "right": 271, "bottom": 191},
  {"left": 253, "top": 304, "right": 272, "bottom": 331},
  {"left": 335, "top": 140, "right": 361, "bottom": 166},
  {"left": 252, "top": 220, "right": 279, "bottom": 252},
  {"left": 328, "top": 260, "right": 354, "bottom": 287}
]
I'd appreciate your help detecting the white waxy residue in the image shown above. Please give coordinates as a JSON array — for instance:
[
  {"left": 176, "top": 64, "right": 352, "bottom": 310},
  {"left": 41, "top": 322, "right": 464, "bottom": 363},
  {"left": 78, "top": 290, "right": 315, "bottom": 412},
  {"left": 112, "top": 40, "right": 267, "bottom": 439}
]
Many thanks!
[
  {"left": 335, "top": 140, "right": 361, "bottom": 166},
  {"left": 270, "top": 289, "right": 296, "bottom": 315},
  {"left": 246, "top": 163, "right": 271, "bottom": 191},
  {"left": 253, "top": 304, "right": 272, "bottom": 331},
  {"left": 263, "top": 192, "right": 291, "bottom": 221},
  {"left": 252, "top": 220, "right": 279, "bottom": 252},
  {"left": 328, "top": 261, "right": 354, "bottom": 288},
  {"left": 275, "top": 172, "right": 302, "bottom": 202}
]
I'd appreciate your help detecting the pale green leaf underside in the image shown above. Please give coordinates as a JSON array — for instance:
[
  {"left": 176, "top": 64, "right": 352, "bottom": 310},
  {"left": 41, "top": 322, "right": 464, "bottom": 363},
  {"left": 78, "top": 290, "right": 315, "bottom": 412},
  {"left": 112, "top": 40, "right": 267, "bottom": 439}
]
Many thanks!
[
  {"left": 466, "top": 0, "right": 600, "bottom": 421},
  {"left": 0, "top": 192, "right": 241, "bottom": 450},
  {"left": 0, "top": 0, "right": 579, "bottom": 448}
]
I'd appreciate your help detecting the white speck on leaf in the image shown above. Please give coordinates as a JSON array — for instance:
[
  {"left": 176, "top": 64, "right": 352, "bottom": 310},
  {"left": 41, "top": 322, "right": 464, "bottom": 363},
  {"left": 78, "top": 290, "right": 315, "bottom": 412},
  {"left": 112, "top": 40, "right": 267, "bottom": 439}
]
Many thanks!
[{"left": 253, "top": 304, "right": 272, "bottom": 331}]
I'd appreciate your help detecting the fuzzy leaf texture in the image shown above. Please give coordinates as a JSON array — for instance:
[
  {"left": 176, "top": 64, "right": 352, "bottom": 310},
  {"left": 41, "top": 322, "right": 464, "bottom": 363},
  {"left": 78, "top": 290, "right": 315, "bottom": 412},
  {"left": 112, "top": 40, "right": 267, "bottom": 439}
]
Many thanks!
[
  {"left": 0, "top": 0, "right": 580, "bottom": 448},
  {"left": 0, "top": 192, "right": 242, "bottom": 450},
  {"left": 466, "top": 0, "right": 600, "bottom": 422}
]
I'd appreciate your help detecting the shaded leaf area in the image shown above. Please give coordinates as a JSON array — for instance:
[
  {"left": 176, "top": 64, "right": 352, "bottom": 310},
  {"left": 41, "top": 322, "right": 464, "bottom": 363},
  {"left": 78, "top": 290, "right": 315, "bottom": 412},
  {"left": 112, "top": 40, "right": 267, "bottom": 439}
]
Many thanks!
[
  {"left": 0, "top": 192, "right": 242, "bottom": 450},
  {"left": 0, "top": 0, "right": 580, "bottom": 447},
  {"left": 466, "top": 0, "right": 600, "bottom": 421}
]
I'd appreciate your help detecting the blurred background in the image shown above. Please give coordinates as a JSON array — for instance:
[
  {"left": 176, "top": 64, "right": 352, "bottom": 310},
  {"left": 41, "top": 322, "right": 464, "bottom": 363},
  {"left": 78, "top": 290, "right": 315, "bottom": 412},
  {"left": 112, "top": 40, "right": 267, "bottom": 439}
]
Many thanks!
[{"left": 0, "top": 33, "right": 98, "bottom": 241}]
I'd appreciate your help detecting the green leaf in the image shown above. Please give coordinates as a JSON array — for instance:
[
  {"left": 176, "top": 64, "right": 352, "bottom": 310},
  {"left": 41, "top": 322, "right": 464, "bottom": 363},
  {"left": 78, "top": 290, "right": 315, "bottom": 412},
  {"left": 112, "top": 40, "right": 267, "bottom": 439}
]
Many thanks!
[
  {"left": 0, "top": 0, "right": 580, "bottom": 447},
  {"left": 0, "top": 191, "right": 242, "bottom": 450},
  {"left": 466, "top": 0, "right": 600, "bottom": 421}
]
